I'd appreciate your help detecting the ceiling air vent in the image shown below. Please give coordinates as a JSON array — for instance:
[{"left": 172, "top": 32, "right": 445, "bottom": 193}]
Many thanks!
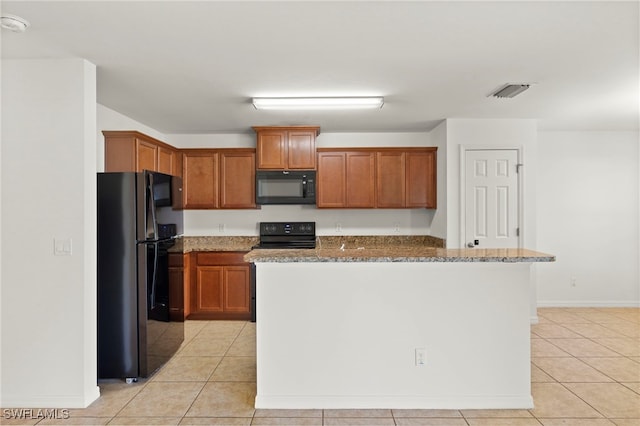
[{"left": 489, "top": 84, "right": 530, "bottom": 99}]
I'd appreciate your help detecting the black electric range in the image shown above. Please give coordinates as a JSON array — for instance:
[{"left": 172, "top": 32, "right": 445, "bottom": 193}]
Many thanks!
[{"left": 254, "top": 221, "right": 316, "bottom": 249}]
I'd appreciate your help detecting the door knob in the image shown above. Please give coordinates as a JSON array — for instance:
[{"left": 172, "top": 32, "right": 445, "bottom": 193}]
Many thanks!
[{"left": 467, "top": 242, "right": 475, "bottom": 248}]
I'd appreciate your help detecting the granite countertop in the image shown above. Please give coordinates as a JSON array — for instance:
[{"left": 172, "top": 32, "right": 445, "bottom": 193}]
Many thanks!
[
  {"left": 170, "top": 235, "right": 445, "bottom": 254},
  {"left": 171, "top": 235, "right": 554, "bottom": 263},
  {"left": 244, "top": 247, "right": 555, "bottom": 263},
  {"left": 169, "top": 236, "right": 258, "bottom": 253}
]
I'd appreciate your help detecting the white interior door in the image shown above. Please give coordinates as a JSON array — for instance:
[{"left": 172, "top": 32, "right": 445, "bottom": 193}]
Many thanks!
[{"left": 465, "top": 149, "right": 520, "bottom": 248}]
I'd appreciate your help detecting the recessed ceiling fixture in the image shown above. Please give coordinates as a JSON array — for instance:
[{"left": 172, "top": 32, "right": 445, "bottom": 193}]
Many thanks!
[
  {"left": 1, "top": 14, "right": 30, "bottom": 32},
  {"left": 489, "top": 84, "right": 531, "bottom": 99},
  {"left": 252, "top": 97, "right": 384, "bottom": 110}
]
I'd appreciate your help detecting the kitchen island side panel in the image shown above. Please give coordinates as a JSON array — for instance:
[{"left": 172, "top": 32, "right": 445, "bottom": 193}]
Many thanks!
[{"left": 255, "top": 262, "right": 532, "bottom": 409}]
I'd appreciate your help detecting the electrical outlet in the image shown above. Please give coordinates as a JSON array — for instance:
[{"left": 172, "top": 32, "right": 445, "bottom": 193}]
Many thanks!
[
  {"left": 335, "top": 223, "right": 342, "bottom": 233},
  {"left": 394, "top": 223, "right": 401, "bottom": 233},
  {"left": 570, "top": 276, "right": 577, "bottom": 287},
  {"left": 53, "top": 238, "right": 72, "bottom": 256},
  {"left": 219, "top": 223, "right": 225, "bottom": 233},
  {"left": 415, "top": 348, "right": 426, "bottom": 366}
]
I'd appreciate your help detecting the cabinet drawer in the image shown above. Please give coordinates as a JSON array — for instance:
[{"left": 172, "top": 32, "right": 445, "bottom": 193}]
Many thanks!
[{"left": 196, "top": 252, "right": 247, "bottom": 265}]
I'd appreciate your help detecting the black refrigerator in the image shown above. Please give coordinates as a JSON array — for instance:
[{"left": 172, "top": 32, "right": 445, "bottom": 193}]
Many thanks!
[{"left": 97, "top": 171, "right": 184, "bottom": 381}]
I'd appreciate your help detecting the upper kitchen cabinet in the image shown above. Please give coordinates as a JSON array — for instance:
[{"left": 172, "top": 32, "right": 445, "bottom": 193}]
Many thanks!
[
  {"left": 103, "top": 130, "right": 178, "bottom": 176},
  {"left": 317, "top": 150, "right": 376, "bottom": 208},
  {"left": 183, "top": 150, "right": 219, "bottom": 209},
  {"left": 376, "top": 151, "right": 406, "bottom": 208},
  {"left": 377, "top": 148, "right": 437, "bottom": 209},
  {"left": 253, "top": 126, "right": 320, "bottom": 170},
  {"left": 406, "top": 150, "right": 437, "bottom": 208},
  {"left": 219, "top": 150, "right": 256, "bottom": 209},
  {"left": 317, "top": 147, "right": 437, "bottom": 209},
  {"left": 182, "top": 149, "right": 256, "bottom": 210}
]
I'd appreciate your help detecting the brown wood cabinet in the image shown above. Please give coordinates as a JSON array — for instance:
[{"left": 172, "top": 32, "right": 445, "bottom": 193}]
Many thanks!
[
  {"left": 183, "top": 150, "right": 219, "bottom": 209},
  {"left": 377, "top": 148, "right": 437, "bottom": 208},
  {"left": 168, "top": 253, "right": 188, "bottom": 321},
  {"left": 182, "top": 149, "right": 256, "bottom": 209},
  {"left": 188, "top": 252, "right": 251, "bottom": 320},
  {"left": 406, "top": 150, "right": 437, "bottom": 208},
  {"left": 219, "top": 150, "right": 256, "bottom": 208},
  {"left": 317, "top": 147, "right": 436, "bottom": 209},
  {"left": 376, "top": 151, "right": 406, "bottom": 208},
  {"left": 103, "top": 130, "right": 178, "bottom": 175},
  {"left": 253, "top": 126, "right": 320, "bottom": 170},
  {"left": 317, "top": 150, "right": 375, "bottom": 208}
]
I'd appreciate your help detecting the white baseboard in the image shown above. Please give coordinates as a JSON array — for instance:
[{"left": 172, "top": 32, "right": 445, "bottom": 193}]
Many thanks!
[
  {"left": 1, "top": 385, "right": 100, "bottom": 409},
  {"left": 255, "top": 394, "right": 534, "bottom": 410},
  {"left": 537, "top": 301, "right": 640, "bottom": 308}
]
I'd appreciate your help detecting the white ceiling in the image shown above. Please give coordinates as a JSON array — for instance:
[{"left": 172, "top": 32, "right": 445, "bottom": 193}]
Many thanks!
[{"left": 1, "top": 1, "right": 638, "bottom": 134}]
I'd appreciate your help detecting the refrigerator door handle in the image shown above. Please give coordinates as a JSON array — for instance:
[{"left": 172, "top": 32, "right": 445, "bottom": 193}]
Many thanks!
[
  {"left": 150, "top": 242, "right": 159, "bottom": 310},
  {"left": 146, "top": 172, "right": 158, "bottom": 240}
]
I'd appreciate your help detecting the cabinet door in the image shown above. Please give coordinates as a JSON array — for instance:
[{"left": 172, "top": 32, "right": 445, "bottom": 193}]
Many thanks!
[
  {"left": 194, "top": 266, "right": 224, "bottom": 313},
  {"left": 257, "top": 130, "right": 287, "bottom": 169},
  {"left": 224, "top": 266, "right": 250, "bottom": 313},
  {"left": 288, "top": 131, "right": 316, "bottom": 169},
  {"left": 346, "top": 152, "right": 376, "bottom": 208},
  {"left": 183, "top": 152, "right": 219, "bottom": 209},
  {"left": 136, "top": 139, "right": 158, "bottom": 172},
  {"left": 104, "top": 134, "right": 136, "bottom": 172},
  {"left": 168, "top": 253, "right": 184, "bottom": 321},
  {"left": 317, "top": 152, "right": 346, "bottom": 208},
  {"left": 424, "top": 150, "right": 437, "bottom": 209},
  {"left": 406, "top": 151, "right": 437, "bottom": 208},
  {"left": 157, "top": 146, "right": 175, "bottom": 176},
  {"left": 220, "top": 151, "right": 256, "bottom": 208},
  {"left": 376, "top": 151, "right": 406, "bottom": 208}
]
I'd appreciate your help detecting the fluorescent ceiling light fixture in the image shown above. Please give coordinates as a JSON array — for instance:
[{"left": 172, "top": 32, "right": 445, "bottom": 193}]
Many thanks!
[
  {"left": 252, "top": 97, "right": 384, "bottom": 110},
  {"left": 489, "top": 84, "right": 531, "bottom": 99},
  {"left": 1, "top": 14, "right": 29, "bottom": 32}
]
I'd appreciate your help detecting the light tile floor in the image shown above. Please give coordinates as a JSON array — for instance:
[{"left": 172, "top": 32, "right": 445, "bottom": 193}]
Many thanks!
[{"left": 3, "top": 307, "right": 638, "bottom": 425}]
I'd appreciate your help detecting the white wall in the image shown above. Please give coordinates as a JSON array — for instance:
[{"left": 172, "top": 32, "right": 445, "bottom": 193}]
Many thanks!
[
  {"left": 536, "top": 131, "right": 639, "bottom": 306},
  {"left": 444, "top": 119, "right": 538, "bottom": 249},
  {"left": 97, "top": 104, "right": 167, "bottom": 172},
  {"left": 256, "top": 262, "right": 534, "bottom": 409},
  {"left": 1, "top": 59, "right": 100, "bottom": 407}
]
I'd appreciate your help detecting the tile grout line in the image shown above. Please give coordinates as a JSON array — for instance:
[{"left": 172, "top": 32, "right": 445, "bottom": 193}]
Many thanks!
[
  {"left": 67, "top": 310, "right": 637, "bottom": 424},
  {"left": 536, "top": 315, "right": 625, "bottom": 423},
  {"left": 180, "top": 321, "right": 250, "bottom": 424}
]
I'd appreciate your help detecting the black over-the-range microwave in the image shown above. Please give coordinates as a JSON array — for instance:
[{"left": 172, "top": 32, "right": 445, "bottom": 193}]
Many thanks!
[{"left": 255, "top": 170, "right": 316, "bottom": 205}]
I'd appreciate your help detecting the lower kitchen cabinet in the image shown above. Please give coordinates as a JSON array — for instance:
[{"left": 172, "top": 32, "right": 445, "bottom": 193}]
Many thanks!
[
  {"left": 188, "top": 252, "right": 251, "bottom": 320},
  {"left": 168, "top": 253, "right": 188, "bottom": 321}
]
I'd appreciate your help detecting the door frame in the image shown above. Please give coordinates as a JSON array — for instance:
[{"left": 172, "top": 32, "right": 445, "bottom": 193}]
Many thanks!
[{"left": 459, "top": 145, "right": 525, "bottom": 249}]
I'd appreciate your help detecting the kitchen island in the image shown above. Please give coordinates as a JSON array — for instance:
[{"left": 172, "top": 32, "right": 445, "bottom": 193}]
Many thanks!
[{"left": 245, "top": 247, "right": 554, "bottom": 410}]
